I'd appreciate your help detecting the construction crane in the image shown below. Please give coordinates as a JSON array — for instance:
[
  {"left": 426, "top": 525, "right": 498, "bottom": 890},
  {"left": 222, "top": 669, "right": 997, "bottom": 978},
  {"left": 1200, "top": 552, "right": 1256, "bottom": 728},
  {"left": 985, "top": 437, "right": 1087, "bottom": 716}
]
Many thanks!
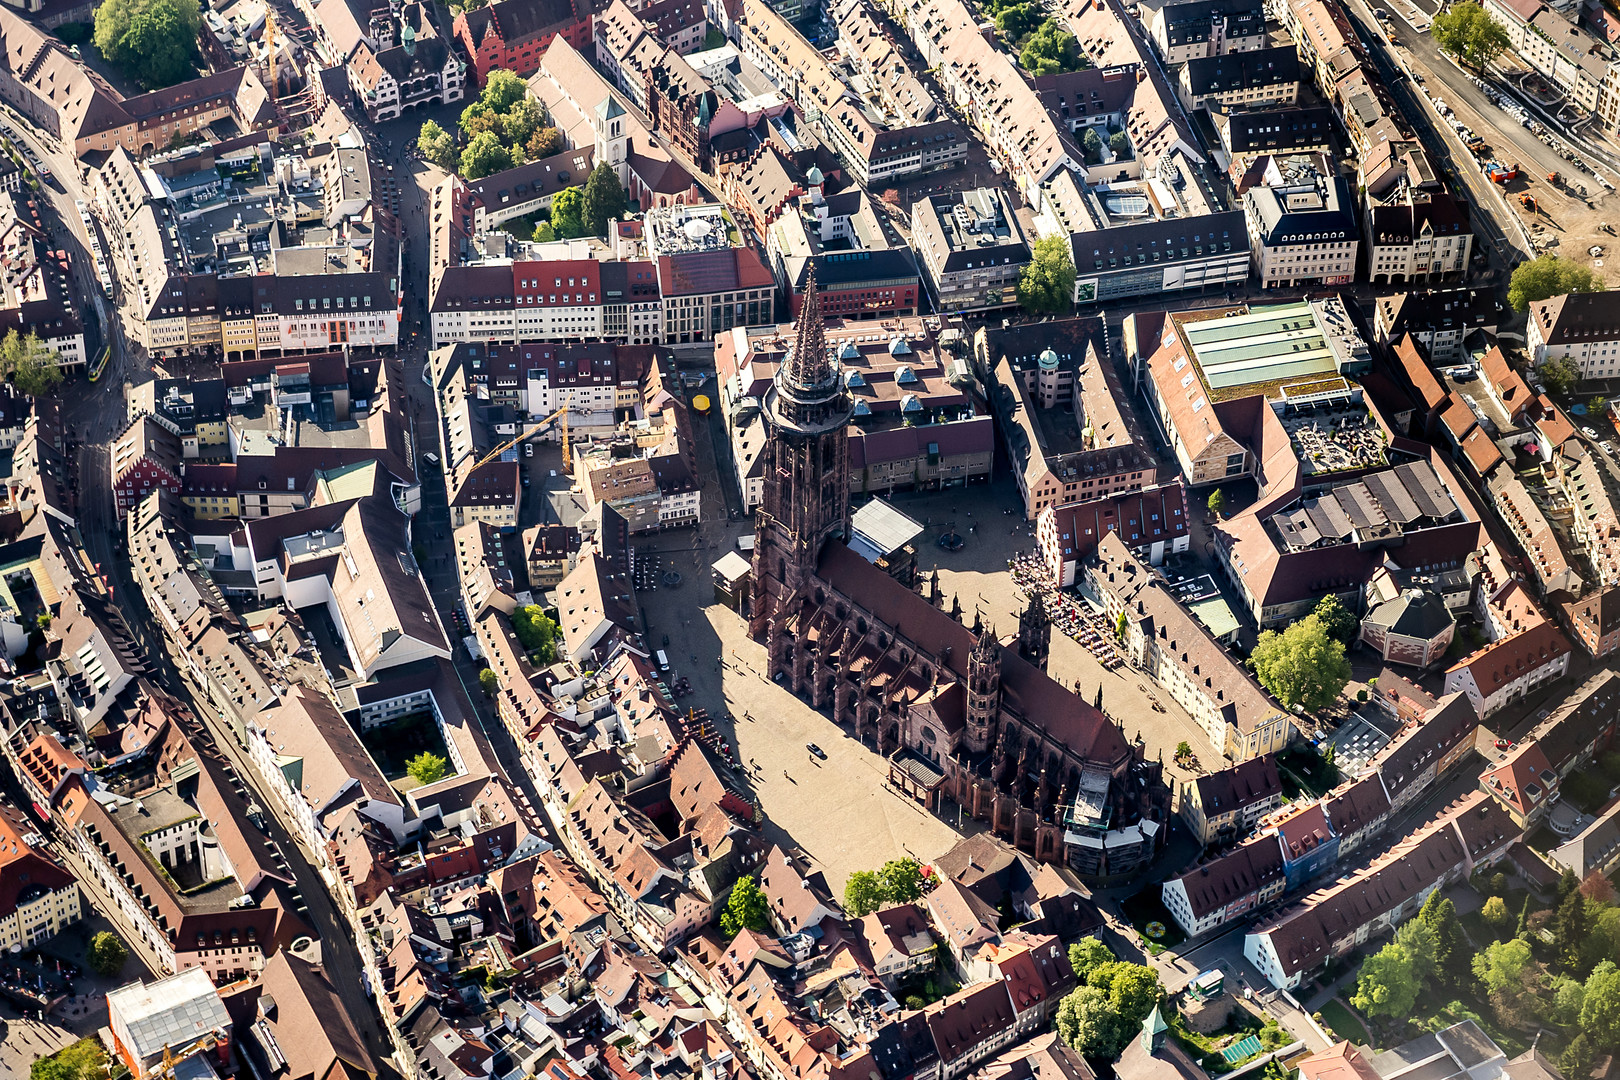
[{"left": 469, "top": 405, "right": 582, "bottom": 472}]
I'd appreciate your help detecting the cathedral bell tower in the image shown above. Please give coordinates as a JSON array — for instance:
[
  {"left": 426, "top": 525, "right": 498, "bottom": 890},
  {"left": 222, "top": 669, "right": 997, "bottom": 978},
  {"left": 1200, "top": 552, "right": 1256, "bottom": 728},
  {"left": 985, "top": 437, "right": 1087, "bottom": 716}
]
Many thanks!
[
  {"left": 964, "top": 615, "right": 1002, "bottom": 756},
  {"left": 1017, "top": 591, "right": 1051, "bottom": 672},
  {"left": 748, "top": 269, "right": 855, "bottom": 638}
]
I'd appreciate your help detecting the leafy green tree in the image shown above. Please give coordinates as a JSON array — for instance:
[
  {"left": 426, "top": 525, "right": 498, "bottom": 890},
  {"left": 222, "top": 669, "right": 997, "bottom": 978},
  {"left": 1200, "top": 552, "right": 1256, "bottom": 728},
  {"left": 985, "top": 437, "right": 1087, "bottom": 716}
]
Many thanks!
[
  {"left": 479, "top": 668, "right": 499, "bottom": 696},
  {"left": 1353, "top": 942, "right": 1420, "bottom": 1019},
  {"left": 720, "top": 874, "right": 772, "bottom": 938},
  {"left": 1313, "top": 595, "right": 1359, "bottom": 643},
  {"left": 1109, "top": 130, "right": 1131, "bottom": 158},
  {"left": 1563, "top": 1034, "right": 1598, "bottom": 1080},
  {"left": 1580, "top": 961, "right": 1620, "bottom": 1048},
  {"left": 511, "top": 604, "right": 559, "bottom": 661},
  {"left": 1482, "top": 895, "right": 1512, "bottom": 934},
  {"left": 481, "top": 69, "right": 529, "bottom": 114},
  {"left": 0, "top": 331, "right": 62, "bottom": 398},
  {"left": 1055, "top": 985, "right": 1118, "bottom": 1057},
  {"left": 1249, "top": 613, "right": 1352, "bottom": 712},
  {"left": 1081, "top": 127, "right": 1103, "bottom": 164},
  {"left": 582, "top": 162, "right": 629, "bottom": 237},
  {"left": 1174, "top": 740, "right": 1193, "bottom": 760},
  {"left": 1016, "top": 235, "right": 1075, "bottom": 314},
  {"left": 500, "top": 98, "right": 545, "bottom": 149},
  {"left": 995, "top": 2, "right": 1039, "bottom": 39},
  {"left": 1538, "top": 354, "right": 1583, "bottom": 396},
  {"left": 527, "top": 126, "right": 565, "bottom": 160},
  {"left": 460, "top": 131, "right": 513, "bottom": 181},
  {"left": 1473, "top": 938, "right": 1533, "bottom": 995},
  {"left": 1095, "top": 962, "right": 1163, "bottom": 1023},
  {"left": 1207, "top": 488, "right": 1226, "bottom": 518},
  {"left": 551, "top": 187, "right": 586, "bottom": 239},
  {"left": 418, "top": 120, "right": 458, "bottom": 171},
  {"left": 533, "top": 222, "right": 557, "bottom": 242},
  {"left": 1019, "top": 20, "right": 1086, "bottom": 75},
  {"left": 461, "top": 107, "right": 502, "bottom": 139},
  {"left": 1583, "top": 907, "right": 1620, "bottom": 976},
  {"left": 1509, "top": 253, "right": 1607, "bottom": 312},
  {"left": 407, "top": 752, "right": 448, "bottom": 785},
  {"left": 877, "top": 858, "right": 925, "bottom": 904},
  {"left": 844, "top": 870, "right": 884, "bottom": 917},
  {"left": 87, "top": 931, "right": 127, "bottom": 977},
  {"left": 1549, "top": 975, "right": 1587, "bottom": 1027},
  {"left": 1395, "top": 919, "right": 1439, "bottom": 986},
  {"left": 1558, "top": 890, "right": 1593, "bottom": 970},
  {"left": 93, "top": 0, "right": 200, "bottom": 89},
  {"left": 31, "top": 1040, "right": 107, "bottom": 1080},
  {"left": 1559, "top": 869, "right": 1581, "bottom": 901},
  {"left": 1431, "top": 1, "right": 1510, "bottom": 70},
  {"left": 1068, "top": 938, "right": 1113, "bottom": 981}
]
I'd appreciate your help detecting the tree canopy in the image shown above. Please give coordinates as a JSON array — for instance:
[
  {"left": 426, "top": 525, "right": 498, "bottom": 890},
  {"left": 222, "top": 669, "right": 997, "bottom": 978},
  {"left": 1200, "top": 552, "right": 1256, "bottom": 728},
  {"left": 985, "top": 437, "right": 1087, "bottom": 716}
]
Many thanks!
[
  {"left": 1056, "top": 956, "right": 1163, "bottom": 1058},
  {"left": 479, "top": 668, "right": 500, "bottom": 696},
  {"left": 460, "top": 132, "right": 514, "bottom": 181},
  {"left": 407, "top": 752, "right": 448, "bottom": 785},
  {"left": 1431, "top": 2, "right": 1510, "bottom": 70},
  {"left": 32, "top": 1040, "right": 107, "bottom": 1080},
  {"left": 1249, "top": 613, "right": 1352, "bottom": 712},
  {"left": 87, "top": 931, "right": 127, "bottom": 977},
  {"left": 1019, "top": 20, "right": 1087, "bottom": 75},
  {"left": 1067, "top": 938, "right": 1114, "bottom": 982},
  {"left": 527, "top": 126, "right": 565, "bottom": 160},
  {"left": 1017, "top": 235, "right": 1076, "bottom": 314},
  {"left": 842, "top": 858, "right": 926, "bottom": 916},
  {"left": 583, "top": 163, "right": 629, "bottom": 237},
  {"left": 1, "top": 331, "right": 62, "bottom": 399},
  {"left": 1509, "top": 253, "right": 1607, "bottom": 312},
  {"left": 1353, "top": 941, "right": 1422, "bottom": 1019},
  {"left": 418, "top": 121, "right": 458, "bottom": 172},
  {"left": 1313, "top": 595, "right": 1359, "bottom": 643},
  {"left": 1420, "top": 891, "right": 1468, "bottom": 988},
  {"left": 1538, "top": 354, "right": 1582, "bottom": 396},
  {"left": 551, "top": 187, "right": 587, "bottom": 239},
  {"left": 94, "top": 0, "right": 200, "bottom": 90},
  {"left": 1473, "top": 938, "right": 1533, "bottom": 996},
  {"left": 511, "top": 605, "right": 559, "bottom": 662},
  {"left": 720, "top": 874, "right": 772, "bottom": 938}
]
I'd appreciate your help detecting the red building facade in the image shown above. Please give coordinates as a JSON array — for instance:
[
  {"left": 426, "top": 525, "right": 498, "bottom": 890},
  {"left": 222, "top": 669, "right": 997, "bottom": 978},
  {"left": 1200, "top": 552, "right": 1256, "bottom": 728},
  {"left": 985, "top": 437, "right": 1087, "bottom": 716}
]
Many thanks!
[{"left": 453, "top": 0, "right": 593, "bottom": 87}]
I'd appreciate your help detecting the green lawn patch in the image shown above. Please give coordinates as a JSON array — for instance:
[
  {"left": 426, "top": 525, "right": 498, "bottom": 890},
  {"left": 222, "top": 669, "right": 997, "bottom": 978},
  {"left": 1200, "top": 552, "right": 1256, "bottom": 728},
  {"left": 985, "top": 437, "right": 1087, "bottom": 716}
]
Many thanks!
[
  {"left": 1119, "top": 888, "right": 1186, "bottom": 949},
  {"left": 1318, "top": 998, "right": 1370, "bottom": 1045}
]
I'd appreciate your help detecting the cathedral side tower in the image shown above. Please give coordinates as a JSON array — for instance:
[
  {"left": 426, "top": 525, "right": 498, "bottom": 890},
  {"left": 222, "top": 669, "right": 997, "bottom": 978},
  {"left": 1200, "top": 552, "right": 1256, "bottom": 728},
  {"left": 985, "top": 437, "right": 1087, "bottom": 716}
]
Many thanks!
[
  {"left": 1018, "top": 591, "right": 1051, "bottom": 672},
  {"left": 964, "top": 617, "right": 1002, "bottom": 755}
]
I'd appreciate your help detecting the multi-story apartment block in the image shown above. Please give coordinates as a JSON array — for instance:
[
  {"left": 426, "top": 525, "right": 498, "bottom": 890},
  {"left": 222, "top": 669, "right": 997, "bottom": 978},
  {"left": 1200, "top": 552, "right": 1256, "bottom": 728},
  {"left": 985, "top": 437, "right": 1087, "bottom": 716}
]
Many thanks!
[
  {"left": 1364, "top": 153, "right": 1474, "bottom": 286},
  {"left": 1483, "top": 0, "right": 1620, "bottom": 126},
  {"left": 1149, "top": 0, "right": 1267, "bottom": 64},
  {"left": 1527, "top": 291, "right": 1620, "bottom": 378},
  {"left": 1241, "top": 153, "right": 1358, "bottom": 287},
  {"left": 0, "top": 809, "right": 80, "bottom": 951},
  {"left": 1178, "top": 47, "right": 1301, "bottom": 112},
  {"left": 1178, "top": 755, "right": 1284, "bottom": 846},
  {"left": 911, "top": 188, "right": 1031, "bottom": 314},
  {"left": 1092, "top": 533, "right": 1296, "bottom": 760}
]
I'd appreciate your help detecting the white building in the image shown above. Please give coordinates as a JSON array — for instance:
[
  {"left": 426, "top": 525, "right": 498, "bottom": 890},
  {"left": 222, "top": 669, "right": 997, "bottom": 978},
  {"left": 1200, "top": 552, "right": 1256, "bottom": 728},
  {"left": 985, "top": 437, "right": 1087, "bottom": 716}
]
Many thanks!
[{"left": 1527, "top": 291, "right": 1620, "bottom": 378}]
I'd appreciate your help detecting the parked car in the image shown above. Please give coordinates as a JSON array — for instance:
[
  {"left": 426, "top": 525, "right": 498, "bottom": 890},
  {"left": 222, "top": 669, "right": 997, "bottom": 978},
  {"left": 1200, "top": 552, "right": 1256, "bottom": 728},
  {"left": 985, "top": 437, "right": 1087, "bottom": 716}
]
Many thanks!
[{"left": 807, "top": 743, "right": 826, "bottom": 760}]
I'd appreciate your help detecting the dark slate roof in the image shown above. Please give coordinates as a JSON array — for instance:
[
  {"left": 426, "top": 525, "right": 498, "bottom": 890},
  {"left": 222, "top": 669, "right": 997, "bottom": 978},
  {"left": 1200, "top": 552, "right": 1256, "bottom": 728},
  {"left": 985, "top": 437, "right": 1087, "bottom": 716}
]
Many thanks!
[
  {"left": 1184, "top": 46, "right": 1299, "bottom": 95},
  {"left": 1221, "top": 105, "right": 1336, "bottom": 154}
]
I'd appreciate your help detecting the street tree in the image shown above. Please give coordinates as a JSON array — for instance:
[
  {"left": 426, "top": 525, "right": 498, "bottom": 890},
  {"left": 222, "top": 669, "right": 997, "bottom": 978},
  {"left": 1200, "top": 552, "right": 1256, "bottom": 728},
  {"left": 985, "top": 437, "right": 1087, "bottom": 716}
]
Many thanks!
[
  {"left": 1509, "top": 253, "right": 1606, "bottom": 312},
  {"left": 582, "top": 162, "right": 629, "bottom": 236},
  {"left": 460, "top": 132, "right": 513, "bottom": 181},
  {"left": 1313, "top": 595, "right": 1359, "bottom": 643},
  {"left": 844, "top": 871, "right": 884, "bottom": 918},
  {"left": 1055, "top": 986, "right": 1118, "bottom": 1057},
  {"left": 1016, "top": 235, "right": 1075, "bottom": 314},
  {"left": 1207, "top": 488, "right": 1226, "bottom": 518},
  {"left": 479, "top": 668, "right": 499, "bottom": 697},
  {"left": 1248, "top": 613, "right": 1351, "bottom": 712},
  {"left": 418, "top": 121, "right": 458, "bottom": 171},
  {"left": 876, "top": 858, "right": 926, "bottom": 904},
  {"left": 1431, "top": 1, "right": 1509, "bottom": 70},
  {"left": 1067, "top": 938, "right": 1114, "bottom": 982},
  {"left": 0, "top": 331, "right": 62, "bottom": 398},
  {"left": 87, "top": 931, "right": 128, "bottom": 977},
  {"left": 720, "top": 874, "right": 772, "bottom": 938}
]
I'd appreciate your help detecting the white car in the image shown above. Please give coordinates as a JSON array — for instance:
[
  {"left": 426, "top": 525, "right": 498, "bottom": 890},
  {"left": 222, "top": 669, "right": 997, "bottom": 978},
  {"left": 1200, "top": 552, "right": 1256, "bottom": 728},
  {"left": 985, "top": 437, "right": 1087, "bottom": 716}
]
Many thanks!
[{"left": 1584, "top": 426, "right": 1601, "bottom": 438}]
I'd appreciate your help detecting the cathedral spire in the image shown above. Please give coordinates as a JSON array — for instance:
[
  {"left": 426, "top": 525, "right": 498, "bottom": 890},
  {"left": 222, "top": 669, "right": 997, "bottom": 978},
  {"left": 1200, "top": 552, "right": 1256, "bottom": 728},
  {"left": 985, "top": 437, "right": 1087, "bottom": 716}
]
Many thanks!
[{"left": 785, "top": 265, "right": 830, "bottom": 392}]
